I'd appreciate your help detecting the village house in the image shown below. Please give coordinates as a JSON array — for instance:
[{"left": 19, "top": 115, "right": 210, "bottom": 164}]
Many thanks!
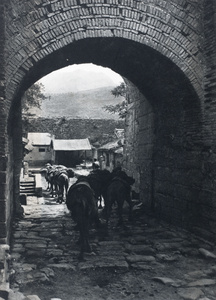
[
  {"left": 24, "top": 132, "right": 55, "bottom": 166},
  {"left": 24, "top": 130, "right": 124, "bottom": 170},
  {"left": 53, "top": 138, "right": 92, "bottom": 167},
  {"left": 98, "top": 129, "right": 124, "bottom": 171}
]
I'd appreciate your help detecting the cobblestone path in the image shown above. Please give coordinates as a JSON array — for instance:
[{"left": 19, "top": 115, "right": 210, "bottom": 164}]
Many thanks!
[{"left": 8, "top": 191, "right": 216, "bottom": 300}]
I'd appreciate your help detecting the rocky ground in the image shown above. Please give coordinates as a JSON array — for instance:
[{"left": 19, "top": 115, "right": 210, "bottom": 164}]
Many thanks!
[{"left": 8, "top": 177, "right": 216, "bottom": 300}]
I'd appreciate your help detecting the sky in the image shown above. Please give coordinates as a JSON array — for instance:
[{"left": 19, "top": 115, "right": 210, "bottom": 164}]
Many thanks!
[{"left": 38, "top": 63, "right": 124, "bottom": 94}]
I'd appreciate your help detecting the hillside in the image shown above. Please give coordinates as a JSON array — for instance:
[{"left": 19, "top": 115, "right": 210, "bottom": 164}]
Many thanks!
[
  {"left": 39, "top": 67, "right": 122, "bottom": 94},
  {"left": 31, "top": 86, "right": 124, "bottom": 120}
]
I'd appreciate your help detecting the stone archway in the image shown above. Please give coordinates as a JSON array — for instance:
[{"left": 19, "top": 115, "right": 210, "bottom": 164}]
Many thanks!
[
  {"left": 11, "top": 37, "right": 203, "bottom": 238},
  {"left": 1, "top": 0, "right": 216, "bottom": 244}
]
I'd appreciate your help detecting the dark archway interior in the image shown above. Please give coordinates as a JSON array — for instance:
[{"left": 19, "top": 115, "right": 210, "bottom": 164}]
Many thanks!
[
  {"left": 17, "top": 37, "right": 202, "bottom": 149},
  {"left": 10, "top": 37, "right": 203, "bottom": 231}
]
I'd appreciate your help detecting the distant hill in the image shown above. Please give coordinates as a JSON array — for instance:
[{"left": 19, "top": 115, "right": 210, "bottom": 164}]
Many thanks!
[
  {"left": 40, "top": 68, "right": 122, "bottom": 94},
  {"left": 31, "top": 86, "right": 124, "bottom": 120}
]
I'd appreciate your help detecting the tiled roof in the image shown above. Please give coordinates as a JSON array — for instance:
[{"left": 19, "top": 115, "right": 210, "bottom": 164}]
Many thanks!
[{"left": 53, "top": 138, "right": 91, "bottom": 151}]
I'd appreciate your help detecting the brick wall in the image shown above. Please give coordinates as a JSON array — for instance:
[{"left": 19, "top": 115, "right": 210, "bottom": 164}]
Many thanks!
[
  {"left": 123, "top": 37, "right": 216, "bottom": 241},
  {"left": 123, "top": 79, "right": 154, "bottom": 198},
  {"left": 4, "top": 0, "right": 204, "bottom": 100},
  {"left": 1, "top": 0, "right": 216, "bottom": 245},
  {"left": 0, "top": 1, "right": 9, "bottom": 244},
  {"left": 198, "top": 0, "right": 216, "bottom": 239},
  {"left": 0, "top": 1, "right": 13, "bottom": 286}
]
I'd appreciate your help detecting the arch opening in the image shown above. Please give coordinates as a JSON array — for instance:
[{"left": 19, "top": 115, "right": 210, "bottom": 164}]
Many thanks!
[
  {"left": 21, "top": 63, "right": 126, "bottom": 167},
  {"left": 8, "top": 37, "right": 203, "bottom": 237}
]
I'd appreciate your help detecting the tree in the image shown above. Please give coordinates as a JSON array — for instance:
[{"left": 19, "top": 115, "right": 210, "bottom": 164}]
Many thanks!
[
  {"left": 111, "top": 82, "right": 126, "bottom": 98},
  {"left": 103, "top": 82, "right": 128, "bottom": 119},
  {"left": 22, "top": 82, "right": 47, "bottom": 119},
  {"left": 22, "top": 82, "right": 47, "bottom": 134}
]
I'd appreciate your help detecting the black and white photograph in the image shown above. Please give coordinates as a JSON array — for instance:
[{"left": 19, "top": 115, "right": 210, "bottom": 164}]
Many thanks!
[{"left": 0, "top": 1, "right": 216, "bottom": 299}]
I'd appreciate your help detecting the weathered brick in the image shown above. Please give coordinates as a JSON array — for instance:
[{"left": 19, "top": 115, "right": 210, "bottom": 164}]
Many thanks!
[
  {"left": 0, "top": 223, "right": 6, "bottom": 239},
  {"left": 0, "top": 0, "right": 216, "bottom": 251},
  {"left": 0, "top": 202, "right": 6, "bottom": 223}
]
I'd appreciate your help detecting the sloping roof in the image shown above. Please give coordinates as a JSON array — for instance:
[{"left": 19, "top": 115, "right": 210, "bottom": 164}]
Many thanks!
[
  {"left": 53, "top": 138, "right": 92, "bottom": 151},
  {"left": 22, "top": 137, "right": 34, "bottom": 152},
  {"left": 24, "top": 143, "right": 34, "bottom": 152},
  {"left": 27, "top": 133, "right": 53, "bottom": 146},
  {"left": 99, "top": 139, "right": 123, "bottom": 151}
]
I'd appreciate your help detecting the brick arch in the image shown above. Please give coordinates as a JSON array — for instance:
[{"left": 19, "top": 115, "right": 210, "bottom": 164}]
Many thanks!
[
  {"left": 2, "top": 0, "right": 211, "bottom": 244},
  {"left": 5, "top": 0, "right": 204, "bottom": 105},
  {"left": 9, "top": 36, "right": 203, "bottom": 161},
  {"left": 9, "top": 36, "right": 203, "bottom": 233}
]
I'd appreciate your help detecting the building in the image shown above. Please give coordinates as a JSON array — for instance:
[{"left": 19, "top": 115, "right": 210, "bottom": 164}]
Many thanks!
[
  {"left": 53, "top": 138, "right": 92, "bottom": 167},
  {"left": 24, "top": 132, "right": 55, "bottom": 166},
  {"left": 98, "top": 138, "right": 124, "bottom": 171}
]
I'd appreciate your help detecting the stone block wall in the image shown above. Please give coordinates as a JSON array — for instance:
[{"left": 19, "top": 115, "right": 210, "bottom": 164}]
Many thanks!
[
  {"left": 4, "top": 0, "right": 204, "bottom": 99},
  {"left": 124, "top": 79, "right": 155, "bottom": 201},
  {"left": 124, "top": 65, "right": 216, "bottom": 242},
  {"left": 197, "top": 0, "right": 216, "bottom": 239},
  {"left": 0, "top": 0, "right": 216, "bottom": 249},
  {"left": 23, "top": 118, "right": 125, "bottom": 144},
  {"left": 0, "top": 1, "right": 10, "bottom": 245}
]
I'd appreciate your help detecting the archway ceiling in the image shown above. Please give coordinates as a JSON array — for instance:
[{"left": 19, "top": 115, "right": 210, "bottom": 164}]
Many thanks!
[{"left": 21, "top": 37, "right": 200, "bottom": 110}]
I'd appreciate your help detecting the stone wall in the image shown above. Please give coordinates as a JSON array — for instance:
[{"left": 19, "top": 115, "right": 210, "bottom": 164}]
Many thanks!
[
  {"left": 198, "top": 0, "right": 216, "bottom": 239},
  {"left": 4, "top": 0, "right": 204, "bottom": 99},
  {"left": 124, "top": 68, "right": 215, "bottom": 239},
  {"left": 0, "top": 1, "right": 10, "bottom": 245},
  {"left": 0, "top": 0, "right": 216, "bottom": 249},
  {"left": 123, "top": 79, "right": 154, "bottom": 198},
  {"left": 24, "top": 118, "right": 125, "bottom": 145}
]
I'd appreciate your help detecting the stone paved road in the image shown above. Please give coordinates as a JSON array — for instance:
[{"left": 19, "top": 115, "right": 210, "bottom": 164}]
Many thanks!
[{"left": 8, "top": 189, "right": 216, "bottom": 300}]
